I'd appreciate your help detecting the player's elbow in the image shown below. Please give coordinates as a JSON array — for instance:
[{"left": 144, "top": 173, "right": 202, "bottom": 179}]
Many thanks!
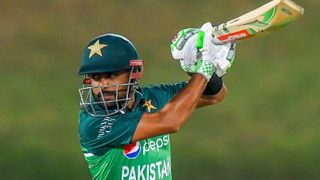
[
  {"left": 166, "top": 122, "right": 182, "bottom": 133},
  {"left": 208, "top": 85, "right": 228, "bottom": 105},
  {"left": 169, "top": 121, "right": 182, "bottom": 133},
  {"left": 215, "top": 86, "right": 228, "bottom": 103},
  {"left": 159, "top": 110, "right": 184, "bottom": 133},
  {"left": 166, "top": 117, "right": 184, "bottom": 133}
]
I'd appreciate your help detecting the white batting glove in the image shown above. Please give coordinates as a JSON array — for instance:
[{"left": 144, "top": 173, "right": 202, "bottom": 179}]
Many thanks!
[
  {"left": 170, "top": 22, "right": 236, "bottom": 77},
  {"left": 211, "top": 42, "right": 236, "bottom": 77},
  {"left": 171, "top": 23, "right": 216, "bottom": 81},
  {"left": 170, "top": 28, "right": 199, "bottom": 60}
]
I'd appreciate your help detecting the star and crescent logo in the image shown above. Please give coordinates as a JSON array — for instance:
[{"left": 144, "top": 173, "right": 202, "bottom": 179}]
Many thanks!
[
  {"left": 142, "top": 100, "right": 157, "bottom": 112},
  {"left": 87, "top": 39, "right": 108, "bottom": 58}
]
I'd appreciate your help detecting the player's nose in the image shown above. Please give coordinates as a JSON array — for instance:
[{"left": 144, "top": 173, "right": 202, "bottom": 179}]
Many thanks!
[{"left": 98, "top": 77, "right": 111, "bottom": 86}]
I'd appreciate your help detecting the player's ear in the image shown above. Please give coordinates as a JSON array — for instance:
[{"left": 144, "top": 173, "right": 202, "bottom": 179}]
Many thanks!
[
  {"left": 130, "top": 60, "right": 144, "bottom": 79},
  {"left": 83, "top": 75, "right": 92, "bottom": 84}
]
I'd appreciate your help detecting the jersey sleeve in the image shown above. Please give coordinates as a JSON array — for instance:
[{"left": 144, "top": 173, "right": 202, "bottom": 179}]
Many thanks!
[
  {"left": 146, "top": 81, "right": 188, "bottom": 105},
  {"left": 79, "top": 110, "right": 143, "bottom": 155},
  {"left": 163, "top": 81, "right": 188, "bottom": 98}
]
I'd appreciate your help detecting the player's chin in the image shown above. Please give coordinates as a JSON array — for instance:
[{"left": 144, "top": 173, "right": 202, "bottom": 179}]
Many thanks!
[
  {"left": 97, "top": 94, "right": 128, "bottom": 108},
  {"left": 98, "top": 95, "right": 116, "bottom": 104},
  {"left": 98, "top": 99, "right": 127, "bottom": 109}
]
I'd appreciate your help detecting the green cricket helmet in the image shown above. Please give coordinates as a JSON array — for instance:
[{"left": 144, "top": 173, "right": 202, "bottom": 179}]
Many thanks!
[{"left": 78, "top": 33, "right": 144, "bottom": 117}]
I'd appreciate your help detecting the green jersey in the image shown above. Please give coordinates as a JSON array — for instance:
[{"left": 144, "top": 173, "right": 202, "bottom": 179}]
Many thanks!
[{"left": 79, "top": 82, "right": 187, "bottom": 180}]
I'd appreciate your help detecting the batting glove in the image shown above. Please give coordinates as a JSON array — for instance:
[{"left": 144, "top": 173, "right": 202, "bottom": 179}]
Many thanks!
[{"left": 170, "top": 22, "right": 236, "bottom": 77}]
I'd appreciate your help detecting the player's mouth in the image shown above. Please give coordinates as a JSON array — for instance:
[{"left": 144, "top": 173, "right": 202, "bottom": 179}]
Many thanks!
[{"left": 97, "top": 90, "right": 127, "bottom": 102}]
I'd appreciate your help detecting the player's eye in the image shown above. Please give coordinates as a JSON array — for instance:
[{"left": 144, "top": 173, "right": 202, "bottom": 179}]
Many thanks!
[
  {"left": 108, "top": 72, "right": 116, "bottom": 79},
  {"left": 110, "top": 70, "right": 128, "bottom": 78},
  {"left": 110, "top": 72, "right": 122, "bottom": 78},
  {"left": 90, "top": 73, "right": 102, "bottom": 81}
]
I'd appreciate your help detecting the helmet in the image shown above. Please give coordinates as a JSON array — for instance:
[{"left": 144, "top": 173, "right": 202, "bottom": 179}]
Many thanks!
[
  {"left": 78, "top": 33, "right": 144, "bottom": 117},
  {"left": 79, "top": 33, "right": 140, "bottom": 75}
]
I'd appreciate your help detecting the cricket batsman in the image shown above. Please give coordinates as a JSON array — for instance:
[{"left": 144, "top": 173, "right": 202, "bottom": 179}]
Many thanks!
[{"left": 78, "top": 22, "right": 236, "bottom": 180}]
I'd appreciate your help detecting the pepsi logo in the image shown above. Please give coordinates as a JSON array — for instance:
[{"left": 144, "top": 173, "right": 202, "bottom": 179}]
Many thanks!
[{"left": 123, "top": 141, "right": 141, "bottom": 159}]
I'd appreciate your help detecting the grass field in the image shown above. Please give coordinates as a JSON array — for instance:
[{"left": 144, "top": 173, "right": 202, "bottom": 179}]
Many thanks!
[{"left": 0, "top": 0, "right": 319, "bottom": 179}]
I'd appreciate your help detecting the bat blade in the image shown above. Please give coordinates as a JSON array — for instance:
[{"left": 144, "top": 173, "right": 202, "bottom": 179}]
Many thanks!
[{"left": 212, "top": 0, "right": 304, "bottom": 43}]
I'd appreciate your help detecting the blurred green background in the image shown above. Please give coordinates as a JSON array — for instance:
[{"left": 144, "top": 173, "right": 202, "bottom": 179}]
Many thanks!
[{"left": 0, "top": 0, "right": 319, "bottom": 179}]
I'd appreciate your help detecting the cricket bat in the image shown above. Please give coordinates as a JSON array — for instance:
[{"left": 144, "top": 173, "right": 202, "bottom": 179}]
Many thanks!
[{"left": 212, "top": 0, "right": 304, "bottom": 44}]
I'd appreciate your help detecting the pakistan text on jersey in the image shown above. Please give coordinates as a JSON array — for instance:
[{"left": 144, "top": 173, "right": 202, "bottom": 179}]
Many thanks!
[{"left": 122, "top": 158, "right": 171, "bottom": 180}]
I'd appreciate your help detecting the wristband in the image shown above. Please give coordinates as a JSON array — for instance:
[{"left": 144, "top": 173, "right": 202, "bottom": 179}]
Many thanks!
[{"left": 203, "top": 73, "right": 223, "bottom": 95}]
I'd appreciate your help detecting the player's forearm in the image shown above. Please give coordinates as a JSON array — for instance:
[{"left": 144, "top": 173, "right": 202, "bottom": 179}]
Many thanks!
[{"left": 159, "top": 74, "right": 207, "bottom": 131}]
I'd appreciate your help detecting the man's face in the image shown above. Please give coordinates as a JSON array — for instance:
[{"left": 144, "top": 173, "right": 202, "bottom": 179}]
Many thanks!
[{"left": 89, "top": 70, "right": 131, "bottom": 108}]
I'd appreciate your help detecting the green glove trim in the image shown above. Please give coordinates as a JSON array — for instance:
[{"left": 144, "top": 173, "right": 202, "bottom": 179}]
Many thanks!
[
  {"left": 196, "top": 31, "right": 205, "bottom": 49},
  {"left": 172, "top": 28, "right": 195, "bottom": 47},
  {"left": 180, "top": 59, "right": 215, "bottom": 81}
]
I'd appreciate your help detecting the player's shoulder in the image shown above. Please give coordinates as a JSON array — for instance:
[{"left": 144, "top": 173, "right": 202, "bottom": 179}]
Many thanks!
[
  {"left": 79, "top": 109, "right": 103, "bottom": 137},
  {"left": 137, "top": 82, "right": 187, "bottom": 107},
  {"left": 140, "top": 82, "right": 187, "bottom": 94},
  {"left": 79, "top": 109, "right": 97, "bottom": 123},
  {"left": 140, "top": 83, "right": 170, "bottom": 91}
]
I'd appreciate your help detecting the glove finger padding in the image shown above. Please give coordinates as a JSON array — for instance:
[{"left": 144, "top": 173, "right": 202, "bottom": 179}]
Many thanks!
[
  {"left": 171, "top": 28, "right": 199, "bottom": 60},
  {"left": 214, "top": 42, "right": 237, "bottom": 77},
  {"left": 197, "top": 22, "right": 217, "bottom": 63},
  {"left": 182, "top": 35, "right": 198, "bottom": 66}
]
